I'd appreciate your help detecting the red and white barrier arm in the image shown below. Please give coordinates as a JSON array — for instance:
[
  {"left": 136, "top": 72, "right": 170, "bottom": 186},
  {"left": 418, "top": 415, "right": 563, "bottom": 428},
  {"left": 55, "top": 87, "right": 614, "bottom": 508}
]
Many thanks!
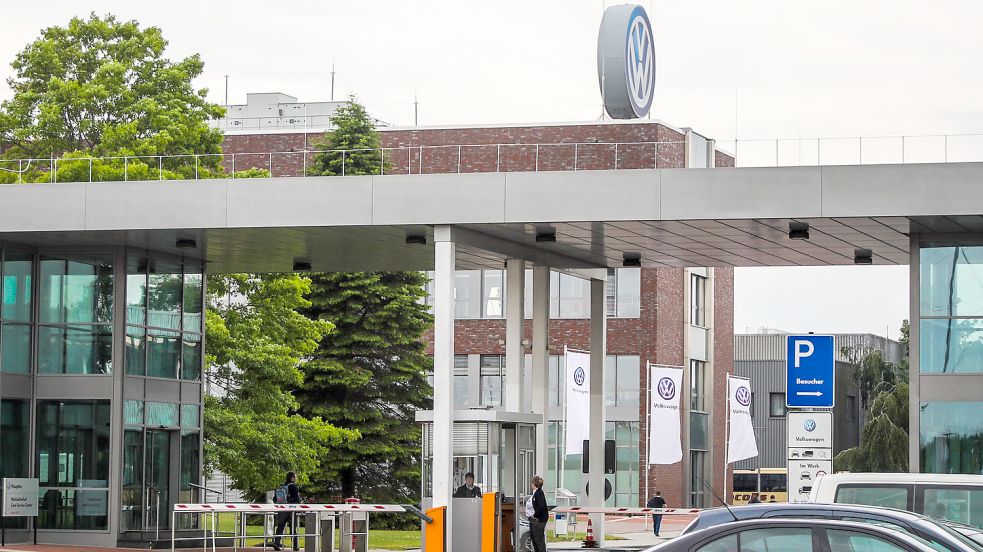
[
  {"left": 552, "top": 507, "right": 701, "bottom": 515},
  {"left": 174, "top": 503, "right": 409, "bottom": 513}
]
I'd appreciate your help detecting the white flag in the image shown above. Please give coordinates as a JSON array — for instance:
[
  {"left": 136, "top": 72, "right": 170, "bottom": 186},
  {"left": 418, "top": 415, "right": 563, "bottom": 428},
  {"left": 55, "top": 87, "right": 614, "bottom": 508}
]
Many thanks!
[
  {"left": 648, "top": 365, "right": 683, "bottom": 465},
  {"left": 727, "top": 375, "right": 759, "bottom": 464},
  {"left": 564, "top": 350, "right": 591, "bottom": 456}
]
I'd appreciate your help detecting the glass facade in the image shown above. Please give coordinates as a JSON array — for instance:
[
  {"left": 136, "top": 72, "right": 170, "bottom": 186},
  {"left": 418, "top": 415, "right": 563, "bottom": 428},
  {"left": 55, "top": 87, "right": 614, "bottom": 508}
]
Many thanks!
[
  {"left": 425, "top": 268, "right": 642, "bottom": 320},
  {"left": 546, "top": 420, "right": 640, "bottom": 506},
  {"left": 921, "top": 402, "right": 983, "bottom": 474},
  {"left": 125, "top": 255, "right": 204, "bottom": 379},
  {"left": 0, "top": 246, "right": 205, "bottom": 540},
  {"left": 36, "top": 400, "right": 111, "bottom": 530}
]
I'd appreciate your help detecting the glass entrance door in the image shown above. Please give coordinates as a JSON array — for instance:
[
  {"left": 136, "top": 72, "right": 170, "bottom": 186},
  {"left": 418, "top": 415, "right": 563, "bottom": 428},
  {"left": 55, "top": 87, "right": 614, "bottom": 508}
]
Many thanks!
[{"left": 145, "top": 429, "right": 171, "bottom": 530}]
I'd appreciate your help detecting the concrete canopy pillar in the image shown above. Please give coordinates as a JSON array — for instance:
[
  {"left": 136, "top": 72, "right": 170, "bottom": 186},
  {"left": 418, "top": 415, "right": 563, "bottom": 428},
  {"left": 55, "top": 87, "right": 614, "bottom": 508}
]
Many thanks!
[
  {"left": 505, "top": 258, "right": 525, "bottom": 412},
  {"left": 531, "top": 265, "right": 550, "bottom": 477},
  {"left": 432, "top": 226, "right": 456, "bottom": 540},
  {"left": 588, "top": 276, "right": 607, "bottom": 545}
]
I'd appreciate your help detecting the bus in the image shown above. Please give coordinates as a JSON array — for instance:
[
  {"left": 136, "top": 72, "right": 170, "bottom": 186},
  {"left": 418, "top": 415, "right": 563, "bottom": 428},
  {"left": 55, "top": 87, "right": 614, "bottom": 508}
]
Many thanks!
[{"left": 733, "top": 468, "right": 788, "bottom": 504}]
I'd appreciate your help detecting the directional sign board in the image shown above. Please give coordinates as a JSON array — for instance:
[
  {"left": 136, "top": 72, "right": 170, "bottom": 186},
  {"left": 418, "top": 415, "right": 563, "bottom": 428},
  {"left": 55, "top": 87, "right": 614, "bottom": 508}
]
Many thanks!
[
  {"left": 786, "top": 335, "right": 835, "bottom": 408},
  {"left": 787, "top": 412, "right": 833, "bottom": 503}
]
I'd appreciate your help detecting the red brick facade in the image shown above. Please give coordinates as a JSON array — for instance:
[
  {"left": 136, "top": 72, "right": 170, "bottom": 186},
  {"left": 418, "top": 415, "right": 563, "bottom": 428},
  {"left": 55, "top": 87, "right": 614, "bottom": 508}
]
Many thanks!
[{"left": 219, "top": 120, "right": 735, "bottom": 508}]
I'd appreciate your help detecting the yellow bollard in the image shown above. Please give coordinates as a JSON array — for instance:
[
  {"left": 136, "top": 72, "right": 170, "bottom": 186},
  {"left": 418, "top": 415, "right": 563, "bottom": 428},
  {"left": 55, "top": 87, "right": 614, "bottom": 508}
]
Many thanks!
[
  {"left": 482, "top": 492, "right": 500, "bottom": 552},
  {"left": 424, "top": 506, "right": 446, "bottom": 552}
]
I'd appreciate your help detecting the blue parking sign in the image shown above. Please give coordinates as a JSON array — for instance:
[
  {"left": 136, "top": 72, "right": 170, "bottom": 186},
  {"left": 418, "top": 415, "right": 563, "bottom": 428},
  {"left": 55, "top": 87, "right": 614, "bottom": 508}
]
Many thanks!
[{"left": 786, "top": 335, "right": 835, "bottom": 408}]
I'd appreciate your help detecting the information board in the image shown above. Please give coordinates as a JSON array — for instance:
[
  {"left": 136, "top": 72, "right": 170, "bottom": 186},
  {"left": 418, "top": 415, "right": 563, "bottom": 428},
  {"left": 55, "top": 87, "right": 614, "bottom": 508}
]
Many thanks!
[{"left": 2, "top": 478, "right": 39, "bottom": 517}]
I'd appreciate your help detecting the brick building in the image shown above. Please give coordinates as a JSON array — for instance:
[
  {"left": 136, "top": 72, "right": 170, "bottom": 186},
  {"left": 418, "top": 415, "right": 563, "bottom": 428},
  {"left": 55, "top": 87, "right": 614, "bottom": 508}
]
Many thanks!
[{"left": 216, "top": 93, "right": 735, "bottom": 509}]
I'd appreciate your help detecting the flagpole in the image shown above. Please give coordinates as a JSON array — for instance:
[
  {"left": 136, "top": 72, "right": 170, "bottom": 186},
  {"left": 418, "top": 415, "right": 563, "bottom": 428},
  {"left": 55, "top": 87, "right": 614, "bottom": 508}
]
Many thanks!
[
  {"left": 644, "top": 362, "right": 651, "bottom": 530},
  {"left": 561, "top": 345, "right": 568, "bottom": 495},
  {"left": 724, "top": 374, "right": 730, "bottom": 504}
]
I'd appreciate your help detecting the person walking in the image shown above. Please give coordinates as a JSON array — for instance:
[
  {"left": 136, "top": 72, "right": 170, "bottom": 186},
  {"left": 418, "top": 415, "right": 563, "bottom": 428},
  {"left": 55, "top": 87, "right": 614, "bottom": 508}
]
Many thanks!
[
  {"left": 272, "top": 471, "right": 301, "bottom": 551},
  {"left": 647, "top": 491, "right": 667, "bottom": 536},
  {"left": 454, "top": 472, "right": 483, "bottom": 498},
  {"left": 527, "top": 475, "right": 549, "bottom": 552}
]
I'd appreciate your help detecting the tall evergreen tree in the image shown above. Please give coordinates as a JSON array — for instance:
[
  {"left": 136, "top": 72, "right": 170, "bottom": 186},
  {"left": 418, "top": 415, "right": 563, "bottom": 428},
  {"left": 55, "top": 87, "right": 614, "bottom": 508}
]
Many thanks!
[
  {"left": 296, "top": 272, "right": 433, "bottom": 501},
  {"left": 307, "top": 98, "right": 384, "bottom": 176}
]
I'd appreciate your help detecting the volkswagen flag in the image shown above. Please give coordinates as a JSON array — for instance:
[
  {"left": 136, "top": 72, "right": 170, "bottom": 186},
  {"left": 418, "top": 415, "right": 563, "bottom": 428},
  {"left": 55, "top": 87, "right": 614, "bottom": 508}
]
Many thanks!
[
  {"left": 564, "top": 349, "right": 592, "bottom": 456},
  {"left": 727, "top": 375, "right": 759, "bottom": 464},
  {"left": 648, "top": 364, "right": 683, "bottom": 464}
]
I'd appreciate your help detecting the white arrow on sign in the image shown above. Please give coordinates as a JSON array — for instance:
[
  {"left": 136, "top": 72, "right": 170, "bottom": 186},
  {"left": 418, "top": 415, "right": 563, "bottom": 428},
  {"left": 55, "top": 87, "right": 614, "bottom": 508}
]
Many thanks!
[{"left": 796, "top": 391, "right": 823, "bottom": 396}]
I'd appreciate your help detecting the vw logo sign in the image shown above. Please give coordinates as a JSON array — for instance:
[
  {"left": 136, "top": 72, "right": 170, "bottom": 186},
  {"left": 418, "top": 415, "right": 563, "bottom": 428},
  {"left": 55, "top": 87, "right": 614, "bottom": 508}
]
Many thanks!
[
  {"left": 597, "top": 4, "right": 656, "bottom": 119},
  {"left": 574, "top": 367, "right": 586, "bottom": 387},
  {"left": 735, "top": 386, "right": 751, "bottom": 407},
  {"left": 657, "top": 377, "right": 675, "bottom": 401},
  {"left": 625, "top": 9, "right": 655, "bottom": 115},
  {"left": 804, "top": 419, "right": 817, "bottom": 432}
]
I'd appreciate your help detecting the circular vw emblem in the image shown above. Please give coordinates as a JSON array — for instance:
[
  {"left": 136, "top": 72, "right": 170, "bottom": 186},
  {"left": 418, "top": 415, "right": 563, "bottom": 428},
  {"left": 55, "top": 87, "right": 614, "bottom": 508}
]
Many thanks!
[
  {"left": 573, "top": 367, "right": 586, "bottom": 387},
  {"left": 804, "top": 419, "right": 817, "bottom": 432},
  {"left": 735, "top": 387, "right": 751, "bottom": 407},
  {"left": 624, "top": 7, "right": 655, "bottom": 116},
  {"left": 657, "top": 377, "right": 675, "bottom": 400}
]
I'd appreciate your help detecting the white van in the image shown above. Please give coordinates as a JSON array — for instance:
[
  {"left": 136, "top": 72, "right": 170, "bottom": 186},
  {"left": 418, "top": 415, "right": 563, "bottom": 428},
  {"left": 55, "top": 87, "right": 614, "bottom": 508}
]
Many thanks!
[{"left": 810, "top": 473, "right": 983, "bottom": 528}]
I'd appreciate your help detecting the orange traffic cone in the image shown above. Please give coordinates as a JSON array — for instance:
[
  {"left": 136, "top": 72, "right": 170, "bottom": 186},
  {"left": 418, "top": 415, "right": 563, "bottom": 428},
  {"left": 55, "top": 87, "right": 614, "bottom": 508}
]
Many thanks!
[{"left": 582, "top": 518, "right": 600, "bottom": 548}]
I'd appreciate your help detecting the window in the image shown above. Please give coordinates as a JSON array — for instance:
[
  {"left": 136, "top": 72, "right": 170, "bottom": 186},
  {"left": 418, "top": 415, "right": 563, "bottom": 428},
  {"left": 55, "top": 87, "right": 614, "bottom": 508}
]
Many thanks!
[
  {"left": 749, "top": 392, "right": 755, "bottom": 418},
  {"left": 604, "top": 355, "right": 641, "bottom": 407},
  {"left": 482, "top": 270, "right": 505, "bottom": 318},
  {"left": 696, "top": 534, "right": 737, "bottom": 552},
  {"left": 36, "top": 400, "right": 111, "bottom": 530},
  {"left": 691, "top": 360, "right": 707, "bottom": 411},
  {"left": 615, "top": 268, "right": 640, "bottom": 318},
  {"left": 826, "top": 529, "right": 909, "bottom": 552},
  {"left": 125, "top": 255, "right": 204, "bottom": 380},
  {"left": 1, "top": 250, "right": 32, "bottom": 375},
  {"left": 846, "top": 395, "right": 857, "bottom": 422},
  {"left": 557, "top": 273, "right": 590, "bottom": 318},
  {"left": 454, "top": 271, "right": 482, "bottom": 319},
  {"left": 921, "top": 402, "right": 983, "bottom": 474},
  {"left": 691, "top": 273, "right": 708, "bottom": 327},
  {"left": 921, "top": 246, "right": 983, "bottom": 317},
  {"left": 834, "top": 485, "right": 911, "bottom": 511},
  {"left": 740, "top": 528, "right": 813, "bottom": 552},
  {"left": 480, "top": 355, "right": 504, "bottom": 406},
  {"left": 546, "top": 420, "right": 640, "bottom": 507},
  {"left": 37, "top": 255, "right": 114, "bottom": 374},
  {"left": 770, "top": 393, "right": 788, "bottom": 417},
  {"left": 922, "top": 486, "right": 983, "bottom": 527},
  {"left": 549, "top": 355, "right": 564, "bottom": 406},
  {"left": 453, "top": 355, "right": 472, "bottom": 407},
  {"left": 690, "top": 450, "right": 707, "bottom": 507}
]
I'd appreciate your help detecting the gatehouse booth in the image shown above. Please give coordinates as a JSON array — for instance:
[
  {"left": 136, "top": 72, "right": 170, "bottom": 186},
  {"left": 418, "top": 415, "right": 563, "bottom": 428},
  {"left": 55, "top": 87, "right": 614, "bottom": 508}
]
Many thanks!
[{"left": 417, "top": 410, "right": 541, "bottom": 552}]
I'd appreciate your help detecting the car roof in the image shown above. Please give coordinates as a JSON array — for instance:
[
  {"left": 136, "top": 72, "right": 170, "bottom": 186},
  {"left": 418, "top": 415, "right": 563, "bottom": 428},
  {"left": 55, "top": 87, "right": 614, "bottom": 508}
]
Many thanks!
[
  {"left": 698, "top": 502, "right": 925, "bottom": 522},
  {"left": 656, "top": 518, "right": 940, "bottom": 552},
  {"left": 816, "top": 472, "right": 983, "bottom": 484}
]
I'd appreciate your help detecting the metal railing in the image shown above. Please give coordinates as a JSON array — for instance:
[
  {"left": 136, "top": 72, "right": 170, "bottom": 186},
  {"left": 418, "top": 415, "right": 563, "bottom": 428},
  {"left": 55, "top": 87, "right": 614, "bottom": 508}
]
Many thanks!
[
  {"left": 3, "top": 133, "right": 983, "bottom": 184},
  {"left": 0, "top": 140, "right": 686, "bottom": 183}
]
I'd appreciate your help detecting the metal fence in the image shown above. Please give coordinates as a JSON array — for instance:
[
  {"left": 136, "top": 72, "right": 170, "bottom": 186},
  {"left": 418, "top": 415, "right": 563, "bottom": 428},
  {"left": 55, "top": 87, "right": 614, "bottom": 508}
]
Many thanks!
[{"left": 3, "top": 132, "right": 983, "bottom": 184}]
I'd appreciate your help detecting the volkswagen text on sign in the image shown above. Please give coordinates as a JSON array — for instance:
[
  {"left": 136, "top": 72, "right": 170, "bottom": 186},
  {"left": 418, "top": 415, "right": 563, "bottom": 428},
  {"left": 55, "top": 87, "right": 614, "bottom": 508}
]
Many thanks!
[
  {"left": 597, "top": 4, "right": 656, "bottom": 119},
  {"left": 786, "top": 335, "right": 835, "bottom": 408}
]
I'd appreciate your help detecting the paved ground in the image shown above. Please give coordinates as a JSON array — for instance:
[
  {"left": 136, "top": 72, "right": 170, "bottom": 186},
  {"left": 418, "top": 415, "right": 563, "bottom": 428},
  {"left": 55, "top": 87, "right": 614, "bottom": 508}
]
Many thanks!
[{"left": 0, "top": 515, "right": 693, "bottom": 552}]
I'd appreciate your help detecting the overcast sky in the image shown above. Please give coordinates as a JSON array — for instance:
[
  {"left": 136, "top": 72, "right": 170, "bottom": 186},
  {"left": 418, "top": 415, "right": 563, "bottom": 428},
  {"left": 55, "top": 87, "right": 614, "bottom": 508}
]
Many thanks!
[{"left": 2, "top": 1, "right": 976, "bottom": 340}]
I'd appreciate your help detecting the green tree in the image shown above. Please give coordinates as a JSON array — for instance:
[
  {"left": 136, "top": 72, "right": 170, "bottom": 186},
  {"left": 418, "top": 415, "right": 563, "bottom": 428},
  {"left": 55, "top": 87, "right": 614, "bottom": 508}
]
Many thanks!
[
  {"left": 834, "top": 324, "right": 911, "bottom": 473},
  {"left": 205, "top": 273, "right": 358, "bottom": 498},
  {"left": 296, "top": 271, "right": 433, "bottom": 502},
  {"left": 0, "top": 13, "right": 225, "bottom": 183},
  {"left": 307, "top": 98, "right": 385, "bottom": 176}
]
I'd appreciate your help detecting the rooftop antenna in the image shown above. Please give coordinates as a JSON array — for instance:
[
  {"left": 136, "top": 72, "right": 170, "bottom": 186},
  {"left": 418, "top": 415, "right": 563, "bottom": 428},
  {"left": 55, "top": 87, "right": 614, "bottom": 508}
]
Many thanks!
[
  {"left": 331, "top": 61, "right": 336, "bottom": 102},
  {"left": 414, "top": 92, "right": 419, "bottom": 126},
  {"left": 699, "top": 476, "right": 739, "bottom": 522},
  {"left": 224, "top": 75, "right": 229, "bottom": 106}
]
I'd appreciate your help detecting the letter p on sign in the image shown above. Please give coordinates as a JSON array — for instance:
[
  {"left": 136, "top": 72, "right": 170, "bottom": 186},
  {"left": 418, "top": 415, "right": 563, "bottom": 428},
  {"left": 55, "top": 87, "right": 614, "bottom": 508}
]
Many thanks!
[{"left": 794, "top": 340, "right": 814, "bottom": 368}]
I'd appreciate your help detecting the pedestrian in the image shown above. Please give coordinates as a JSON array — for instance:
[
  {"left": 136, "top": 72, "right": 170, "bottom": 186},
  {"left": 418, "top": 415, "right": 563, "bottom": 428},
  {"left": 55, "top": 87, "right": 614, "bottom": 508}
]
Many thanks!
[
  {"left": 647, "top": 491, "right": 667, "bottom": 536},
  {"left": 272, "top": 471, "right": 301, "bottom": 551},
  {"left": 454, "top": 472, "right": 483, "bottom": 498},
  {"left": 748, "top": 492, "right": 761, "bottom": 504},
  {"left": 527, "top": 475, "right": 549, "bottom": 552}
]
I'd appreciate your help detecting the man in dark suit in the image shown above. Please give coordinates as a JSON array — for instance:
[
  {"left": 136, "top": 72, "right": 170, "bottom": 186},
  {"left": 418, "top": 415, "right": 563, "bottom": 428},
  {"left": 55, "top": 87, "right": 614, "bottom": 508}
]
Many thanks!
[{"left": 454, "top": 472, "right": 482, "bottom": 498}]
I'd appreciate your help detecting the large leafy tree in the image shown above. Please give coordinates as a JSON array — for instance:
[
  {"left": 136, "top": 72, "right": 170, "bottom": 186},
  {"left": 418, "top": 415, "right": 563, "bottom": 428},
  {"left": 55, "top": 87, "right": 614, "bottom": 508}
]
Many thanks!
[
  {"left": 0, "top": 13, "right": 225, "bottom": 183},
  {"left": 296, "top": 271, "right": 432, "bottom": 502},
  {"left": 835, "top": 322, "right": 911, "bottom": 472},
  {"left": 0, "top": 13, "right": 224, "bottom": 158},
  {"left": 205, "top": 273, "right": 358, "bottom": 498}
]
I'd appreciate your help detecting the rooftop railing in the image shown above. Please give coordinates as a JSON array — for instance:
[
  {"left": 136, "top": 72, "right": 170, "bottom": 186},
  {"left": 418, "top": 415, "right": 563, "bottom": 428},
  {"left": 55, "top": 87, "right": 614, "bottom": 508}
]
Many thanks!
[{"left": 2, "top": 133, "right": 983, "bottom": 184}]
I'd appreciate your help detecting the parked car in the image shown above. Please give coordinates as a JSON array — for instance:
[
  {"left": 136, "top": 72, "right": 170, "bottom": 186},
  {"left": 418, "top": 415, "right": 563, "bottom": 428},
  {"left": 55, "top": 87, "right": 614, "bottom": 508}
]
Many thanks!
[
  {"left": 681, "top": 502, "right": 983, "bottom": 552},
  {"left": 643, "top": 518, "right": 943, "bottom": 552},
  {"left": 809, "top": 472, "right": 983, "bottom": 528}
]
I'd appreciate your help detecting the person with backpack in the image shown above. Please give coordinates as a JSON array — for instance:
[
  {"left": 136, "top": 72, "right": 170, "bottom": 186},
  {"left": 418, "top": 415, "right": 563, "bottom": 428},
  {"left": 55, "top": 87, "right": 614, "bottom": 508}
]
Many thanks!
[
  {"left": 647, "top": 491, "right": 667, "bottom": 536},
  {"left": 272, "top": 471, "right": 301, "bottom": 551}
]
